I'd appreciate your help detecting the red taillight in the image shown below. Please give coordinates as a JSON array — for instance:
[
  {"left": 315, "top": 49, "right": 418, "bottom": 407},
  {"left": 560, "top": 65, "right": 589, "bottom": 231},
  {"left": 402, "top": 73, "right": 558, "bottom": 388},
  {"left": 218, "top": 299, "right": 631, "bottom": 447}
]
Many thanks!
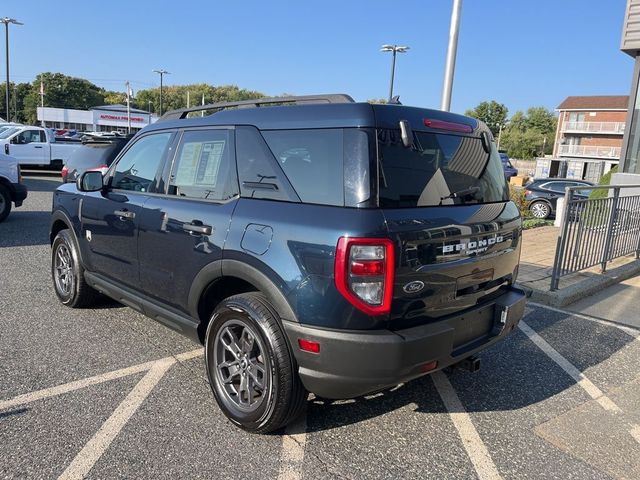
[
  {"left": 350, "top": 260, "right": 385, "bottom": 276},
  {"left": 525, "top": 190, "right": 531, "bottom": 196},
  {"left": 298, "top": 338, "right": 320, "bottom": 354},
  {"left": 423, "top": 118, "right": 473, "bottom": 133},
  {"left": 61, "top": 165, "right": 68, "bottom": 179},
  {"left": 334, "top": 237, "right": 394, "bottom": 316}
]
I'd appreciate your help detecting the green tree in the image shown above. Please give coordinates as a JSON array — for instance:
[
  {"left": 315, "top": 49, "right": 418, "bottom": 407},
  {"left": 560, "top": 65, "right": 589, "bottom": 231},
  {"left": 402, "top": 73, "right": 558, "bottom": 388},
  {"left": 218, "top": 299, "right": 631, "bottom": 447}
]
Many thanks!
[
  {"left": 135, "top": 84, "right": 265, "bottom": 115},
  {"left": 499, "top": 106, "right": 557, "bottom": 160},
  {"left": 524, "top": 106, "right": 556, "bottom": 134},
  {"left": 0, "top": 82, "right": 32, "bottom": 123},
  {"left": 103, "top": 90, "right": 126, "bottom": 105},
  {"left": 367, "top": 98, "right": 387, "bottom": 104},
  {"left": 464, "top": 100, "right": 508, "bottom": 136},
  {"left": 23, "top": 72, "right": 107, "bottom": 124}
]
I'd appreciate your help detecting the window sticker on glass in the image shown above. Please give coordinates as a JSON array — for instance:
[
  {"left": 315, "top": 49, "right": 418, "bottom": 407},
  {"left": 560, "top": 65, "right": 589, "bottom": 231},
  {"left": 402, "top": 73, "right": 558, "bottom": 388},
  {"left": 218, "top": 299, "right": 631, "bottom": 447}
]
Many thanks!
[{"left": 175, "top": 140, "right": 225, "bottom": 187}]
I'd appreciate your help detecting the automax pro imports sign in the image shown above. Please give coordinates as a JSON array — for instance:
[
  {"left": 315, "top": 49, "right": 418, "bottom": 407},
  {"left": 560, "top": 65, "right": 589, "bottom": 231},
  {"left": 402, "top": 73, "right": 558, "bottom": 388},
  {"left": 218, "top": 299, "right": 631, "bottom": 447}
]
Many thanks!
[{"left": 92, "top": 109, "right": 149, "bottom": 127}]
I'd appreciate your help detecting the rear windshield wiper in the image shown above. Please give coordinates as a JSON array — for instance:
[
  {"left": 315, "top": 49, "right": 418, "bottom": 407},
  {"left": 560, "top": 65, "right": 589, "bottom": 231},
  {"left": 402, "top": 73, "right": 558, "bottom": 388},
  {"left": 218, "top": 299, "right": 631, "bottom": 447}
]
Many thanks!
[{"left": 440, "top": 186, "right": 480, "bottom": 203}]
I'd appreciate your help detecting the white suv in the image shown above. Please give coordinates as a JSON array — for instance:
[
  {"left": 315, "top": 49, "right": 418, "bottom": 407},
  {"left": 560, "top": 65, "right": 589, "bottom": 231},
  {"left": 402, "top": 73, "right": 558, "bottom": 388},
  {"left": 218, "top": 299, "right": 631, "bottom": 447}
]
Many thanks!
[{"left": 0, "top": 152, "right": 28, "bottom": 222}]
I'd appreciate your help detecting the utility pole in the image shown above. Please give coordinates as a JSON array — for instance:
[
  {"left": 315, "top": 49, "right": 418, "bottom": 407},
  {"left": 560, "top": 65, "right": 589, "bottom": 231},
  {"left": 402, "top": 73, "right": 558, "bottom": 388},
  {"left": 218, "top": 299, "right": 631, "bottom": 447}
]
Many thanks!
[
  {"left": 440, "top": 0, "right": 462, "bottom": 111},
  {"left": 152, "top": 69, "right": 170, "bottom": 116},
  {"left": 125, "top": 81, "right": 132, "bottom": 133},
  {"left": 1, "top": 17, "right": 23, "bottom": 122}
]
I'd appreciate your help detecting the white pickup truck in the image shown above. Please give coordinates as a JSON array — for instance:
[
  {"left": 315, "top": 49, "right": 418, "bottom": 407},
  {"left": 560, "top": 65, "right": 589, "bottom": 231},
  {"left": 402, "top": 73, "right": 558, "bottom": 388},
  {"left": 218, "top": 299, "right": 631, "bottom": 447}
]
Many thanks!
[{"left": 0, "top": 126, "right": 81, "bottom": 168}]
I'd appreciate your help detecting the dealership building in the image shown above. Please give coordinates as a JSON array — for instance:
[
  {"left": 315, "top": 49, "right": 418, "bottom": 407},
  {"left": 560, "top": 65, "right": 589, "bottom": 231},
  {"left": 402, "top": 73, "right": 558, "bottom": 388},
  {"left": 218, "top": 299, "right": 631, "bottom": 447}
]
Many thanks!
[{"left": 36, "top": 104, "right": 157, "bottom": 133}]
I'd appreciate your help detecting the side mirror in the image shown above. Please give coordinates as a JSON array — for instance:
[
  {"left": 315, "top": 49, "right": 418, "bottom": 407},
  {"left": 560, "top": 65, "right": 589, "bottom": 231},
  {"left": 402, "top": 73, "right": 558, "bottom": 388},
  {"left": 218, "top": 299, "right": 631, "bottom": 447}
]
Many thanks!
[
  {"left": 4, "top": 144, "right": 8, "bottom": 155},
  {"left": 10, "top": 136, "right": 19, "bottom": 145},
  {"left": 76, "top": 170, "right": 104, "bottom": 192}
]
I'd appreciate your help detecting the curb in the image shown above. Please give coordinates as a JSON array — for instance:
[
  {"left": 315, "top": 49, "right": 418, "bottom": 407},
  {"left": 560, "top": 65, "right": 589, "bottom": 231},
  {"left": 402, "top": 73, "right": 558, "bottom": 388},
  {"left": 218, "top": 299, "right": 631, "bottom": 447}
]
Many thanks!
[{"left": 516, "top": 259, "right": 640, "bottom": 308}]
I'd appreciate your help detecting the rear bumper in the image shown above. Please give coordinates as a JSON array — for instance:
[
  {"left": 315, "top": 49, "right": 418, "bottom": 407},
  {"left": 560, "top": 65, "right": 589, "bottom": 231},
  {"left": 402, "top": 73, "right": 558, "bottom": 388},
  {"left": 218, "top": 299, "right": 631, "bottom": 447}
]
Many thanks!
[
  {"left": 283, "top": 287, "right": 526, "bottom": 399},
  {"left": 11, "top": 183, "right": 27, "bottom": 207}
]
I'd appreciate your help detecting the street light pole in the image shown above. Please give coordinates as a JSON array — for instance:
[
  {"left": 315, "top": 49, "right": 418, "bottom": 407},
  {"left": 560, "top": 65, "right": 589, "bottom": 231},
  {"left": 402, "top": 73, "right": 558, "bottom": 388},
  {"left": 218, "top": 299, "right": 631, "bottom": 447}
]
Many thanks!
[
  {"left": 380, "top": 45, "right": 409, "bottom": 103},
  {"left": 440, "top": 0, "right": 462, "bottom": 111},
  {"left": 1, "top": 17, "right": 23, "bottom": 122},
  {"left": 152, "top": 69, "right": 170, "bottom": 116}
]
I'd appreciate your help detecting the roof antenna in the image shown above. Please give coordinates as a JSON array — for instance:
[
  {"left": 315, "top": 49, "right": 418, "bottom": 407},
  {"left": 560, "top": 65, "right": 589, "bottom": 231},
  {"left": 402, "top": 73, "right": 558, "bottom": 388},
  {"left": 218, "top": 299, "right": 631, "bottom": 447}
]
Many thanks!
[{"left": 387, "top": 95, "right": 402, "bottom": 105}]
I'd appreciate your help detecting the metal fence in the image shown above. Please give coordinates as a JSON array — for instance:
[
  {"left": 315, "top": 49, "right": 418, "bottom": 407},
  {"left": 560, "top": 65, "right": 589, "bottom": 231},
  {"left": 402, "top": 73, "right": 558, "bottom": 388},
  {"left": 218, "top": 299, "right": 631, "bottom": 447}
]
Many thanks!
[{"left": 550, "top": 184, "right": 640, "bottom": 290}]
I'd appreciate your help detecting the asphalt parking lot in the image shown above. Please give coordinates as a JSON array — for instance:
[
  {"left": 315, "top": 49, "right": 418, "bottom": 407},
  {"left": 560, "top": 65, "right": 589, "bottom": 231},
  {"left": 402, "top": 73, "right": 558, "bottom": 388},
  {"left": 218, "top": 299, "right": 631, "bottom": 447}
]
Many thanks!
[{"left": 1, "top": 174, "right": 639, "bottom": 479}]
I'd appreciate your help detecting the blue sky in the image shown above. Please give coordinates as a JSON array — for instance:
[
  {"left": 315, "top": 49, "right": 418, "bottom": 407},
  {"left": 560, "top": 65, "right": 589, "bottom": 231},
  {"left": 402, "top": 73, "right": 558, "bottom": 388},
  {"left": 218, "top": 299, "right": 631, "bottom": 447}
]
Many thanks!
[{"left": 1, "top": 0, "right": 633, "bottom": 116}]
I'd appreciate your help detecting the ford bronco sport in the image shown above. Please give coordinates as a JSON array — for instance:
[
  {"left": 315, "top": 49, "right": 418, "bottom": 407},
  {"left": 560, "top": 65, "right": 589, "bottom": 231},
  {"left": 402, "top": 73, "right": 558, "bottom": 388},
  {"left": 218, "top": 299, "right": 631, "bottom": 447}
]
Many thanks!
[{"left": 50, "top": 94, "right": 526, "bottom": 433}]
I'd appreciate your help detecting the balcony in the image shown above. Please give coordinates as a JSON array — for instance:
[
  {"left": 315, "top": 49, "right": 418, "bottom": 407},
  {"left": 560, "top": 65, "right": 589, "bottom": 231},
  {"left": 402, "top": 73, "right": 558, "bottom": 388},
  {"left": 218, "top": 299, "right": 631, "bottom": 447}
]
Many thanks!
[
  {"left": 562, "top": 121, "right": 626, "bottom": 134},
  {"left": 557, "top": 144, "right": 621, "bottom": 159}
]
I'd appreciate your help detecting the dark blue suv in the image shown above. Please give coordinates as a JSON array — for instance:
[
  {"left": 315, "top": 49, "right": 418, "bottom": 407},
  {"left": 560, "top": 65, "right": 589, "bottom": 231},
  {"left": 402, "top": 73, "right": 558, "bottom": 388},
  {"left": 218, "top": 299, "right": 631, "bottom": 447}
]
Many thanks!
[{"left": 50, "top": 95, "right": 526, "bottom": 433}]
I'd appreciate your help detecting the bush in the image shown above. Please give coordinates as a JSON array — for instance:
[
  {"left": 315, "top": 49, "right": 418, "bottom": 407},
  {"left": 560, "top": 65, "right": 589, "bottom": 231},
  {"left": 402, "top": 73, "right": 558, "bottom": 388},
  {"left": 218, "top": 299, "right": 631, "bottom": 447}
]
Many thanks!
[
  {"left": 509, "top": 185, "right": 530, "bottom": 218},
  {"left": 522, "top": 218, "right": 553, "bottom": 230},
  {"left": 589, "top": 166, "right": 618, "bottom": 200},
  {"left": 583, "top": 166, "right": 618, "bottom": 227}
]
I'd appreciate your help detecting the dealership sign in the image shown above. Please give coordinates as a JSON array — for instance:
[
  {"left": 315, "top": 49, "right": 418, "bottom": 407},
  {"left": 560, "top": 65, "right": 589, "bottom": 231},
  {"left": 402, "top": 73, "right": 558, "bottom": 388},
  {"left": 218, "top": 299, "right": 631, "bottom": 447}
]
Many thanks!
[{"left": 98, "top": 113, "right": 145, "bottom": 123}]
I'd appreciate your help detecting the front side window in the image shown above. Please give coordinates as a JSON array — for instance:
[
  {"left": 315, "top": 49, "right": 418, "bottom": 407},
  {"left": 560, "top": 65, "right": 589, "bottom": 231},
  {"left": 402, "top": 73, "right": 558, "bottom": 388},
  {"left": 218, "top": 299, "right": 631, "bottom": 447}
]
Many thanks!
[
  {"left": 377, "top": 129, "right": 509, "bottom": 208},
  {"left": 111, "top": 132, "right": 172, "bottom": 192},
  {"left": 168, "top": 129, "right": 238, "bottom": 201}
]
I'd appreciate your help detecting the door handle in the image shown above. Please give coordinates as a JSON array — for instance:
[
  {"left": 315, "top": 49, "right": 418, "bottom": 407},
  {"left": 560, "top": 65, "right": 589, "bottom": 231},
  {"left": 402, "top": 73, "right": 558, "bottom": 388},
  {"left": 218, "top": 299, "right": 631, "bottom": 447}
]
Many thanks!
[
  {"left": 183, "top": 222, "right": 212, "bottom": 235},
  {"left": 114, "top": 209, "right": 135, "bottom": 219},
  {"left": 34, "top": 145, "right": 43, "bottom": 149}
]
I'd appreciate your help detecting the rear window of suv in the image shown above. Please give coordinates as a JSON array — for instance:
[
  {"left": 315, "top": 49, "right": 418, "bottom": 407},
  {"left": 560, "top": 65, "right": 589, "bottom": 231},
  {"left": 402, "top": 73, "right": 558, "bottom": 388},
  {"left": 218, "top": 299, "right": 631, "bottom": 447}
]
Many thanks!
[
  {"left": 67, "top": 141, "right": 126, "bottom": 167},
  {"left": 377, "top": 129, "right": 509, "bottom": 208}
]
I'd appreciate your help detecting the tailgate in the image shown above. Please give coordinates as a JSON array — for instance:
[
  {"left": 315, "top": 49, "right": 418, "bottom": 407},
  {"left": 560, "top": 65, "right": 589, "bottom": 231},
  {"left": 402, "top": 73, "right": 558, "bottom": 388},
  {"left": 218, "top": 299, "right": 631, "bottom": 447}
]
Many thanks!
[{"left": 383, "top": 202, "right": 522, "bottom": 323}]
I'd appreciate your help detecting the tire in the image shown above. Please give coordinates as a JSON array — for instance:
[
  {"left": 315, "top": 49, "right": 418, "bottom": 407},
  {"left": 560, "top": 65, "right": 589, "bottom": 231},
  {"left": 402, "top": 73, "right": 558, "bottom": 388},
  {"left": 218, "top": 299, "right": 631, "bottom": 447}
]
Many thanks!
[
  {"left": 0, "top": 184, "right": 11, "bottom": 223},
  {"left": 205, "top": 292, "right": 307, "bottom": 434},
  {"left": 530, "top": 201, "right": 551, "bottom": 219},
  {"left": 51, "top": 229, "right": 98, "bottom": 308}
]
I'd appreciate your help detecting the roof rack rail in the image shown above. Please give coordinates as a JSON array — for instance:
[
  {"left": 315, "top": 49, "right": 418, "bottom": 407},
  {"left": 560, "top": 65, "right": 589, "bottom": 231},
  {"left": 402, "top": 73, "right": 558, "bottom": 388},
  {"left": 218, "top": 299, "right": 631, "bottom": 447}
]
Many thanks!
[{"left": 159, "top": 93, "right": 355, "bottom": 121}]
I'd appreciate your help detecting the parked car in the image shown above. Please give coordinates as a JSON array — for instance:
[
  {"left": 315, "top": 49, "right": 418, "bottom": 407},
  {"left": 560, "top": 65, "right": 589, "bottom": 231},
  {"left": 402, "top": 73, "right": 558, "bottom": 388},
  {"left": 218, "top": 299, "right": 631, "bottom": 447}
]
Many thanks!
[
  {"left": 0, "top": 125, "right": 82, "bottom": 168},
  {"left": 499, "top": 152, "right": 518, "bottom": 180},
  {"left": 0, "top": 152, "right": 28, "bottom": 222},
  {"left": 50, "top": 94, "right": 526, "bottom": 433},
  {"left": 61, "top": 135, "right": 132, "bottom": 183},
  {"left": 525, "top": 178, "right": 594, "bottom": 219}
]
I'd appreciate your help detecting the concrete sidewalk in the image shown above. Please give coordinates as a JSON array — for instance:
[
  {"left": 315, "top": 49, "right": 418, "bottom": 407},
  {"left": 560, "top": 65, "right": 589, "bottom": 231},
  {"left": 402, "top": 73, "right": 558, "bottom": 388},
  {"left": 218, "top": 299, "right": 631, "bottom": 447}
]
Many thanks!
[{"left": 517, "top": 226, "right": 640, "bottom": 307}]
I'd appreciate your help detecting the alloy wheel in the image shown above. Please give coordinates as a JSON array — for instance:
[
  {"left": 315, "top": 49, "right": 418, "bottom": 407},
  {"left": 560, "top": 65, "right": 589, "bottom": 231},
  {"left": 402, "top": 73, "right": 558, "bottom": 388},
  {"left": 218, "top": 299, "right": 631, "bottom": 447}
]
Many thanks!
[
  {"left": 54, "top": 243, "right": 75, "bottom": 296},
  {"left": 531, "top": 202, "right": 549, "bottom": 219},
  {"left": 213, "top": 320, "right": 268, "bottom": 412}
]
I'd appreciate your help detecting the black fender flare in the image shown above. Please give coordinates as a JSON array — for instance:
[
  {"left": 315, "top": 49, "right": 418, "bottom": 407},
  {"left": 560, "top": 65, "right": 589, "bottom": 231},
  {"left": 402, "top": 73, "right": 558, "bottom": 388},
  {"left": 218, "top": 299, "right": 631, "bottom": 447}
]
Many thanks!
[
  {"left": 187, "top": 258, "right": 298, "bottom": 324},
  {"left": 50, "top": 209, "right": 84, "bottom": 264}
]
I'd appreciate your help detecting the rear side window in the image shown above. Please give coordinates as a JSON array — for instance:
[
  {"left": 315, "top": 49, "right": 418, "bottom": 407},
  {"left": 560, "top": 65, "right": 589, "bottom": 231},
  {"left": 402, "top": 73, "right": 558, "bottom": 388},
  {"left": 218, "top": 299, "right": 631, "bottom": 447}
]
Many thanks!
[
  {"left": 377, "top": 129, "right": 509, "bottom": 208},
  {"left": 262, "top": 129, "right": 344, "bottom": 207},
  {"left": 236, "top": 126, "right": 298, "bottom": 202},
  {"left": 168, "top": 129, "right": 238, "bottom": 201}
]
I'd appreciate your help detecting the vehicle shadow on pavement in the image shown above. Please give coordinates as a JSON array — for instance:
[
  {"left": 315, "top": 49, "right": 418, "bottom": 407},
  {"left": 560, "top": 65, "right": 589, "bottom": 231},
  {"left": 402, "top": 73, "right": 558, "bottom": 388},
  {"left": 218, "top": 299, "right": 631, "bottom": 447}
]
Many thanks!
[
  {"left": 23, "top": 177, "right": 62, "bottom": 192},
  {"left": 304, "top": 307, "right": 635, "bottom": 433},
  {"left": 0, "top": 211, "right": 51, "bottom": 247}
]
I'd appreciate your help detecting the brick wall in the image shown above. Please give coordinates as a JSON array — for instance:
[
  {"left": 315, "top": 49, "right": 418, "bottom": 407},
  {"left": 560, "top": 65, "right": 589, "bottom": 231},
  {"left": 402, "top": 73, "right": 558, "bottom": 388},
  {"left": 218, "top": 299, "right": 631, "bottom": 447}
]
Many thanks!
[{"left": 578, "top": 135, "right": 623, "bottom": 147}]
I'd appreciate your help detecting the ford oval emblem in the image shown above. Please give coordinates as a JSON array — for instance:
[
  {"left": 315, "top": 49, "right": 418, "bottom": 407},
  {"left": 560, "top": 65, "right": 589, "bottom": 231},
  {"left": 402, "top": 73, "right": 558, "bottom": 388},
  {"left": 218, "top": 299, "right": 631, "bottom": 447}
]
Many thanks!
[{"left": 403, "top": 280, "right": 425, "bottom": 294}]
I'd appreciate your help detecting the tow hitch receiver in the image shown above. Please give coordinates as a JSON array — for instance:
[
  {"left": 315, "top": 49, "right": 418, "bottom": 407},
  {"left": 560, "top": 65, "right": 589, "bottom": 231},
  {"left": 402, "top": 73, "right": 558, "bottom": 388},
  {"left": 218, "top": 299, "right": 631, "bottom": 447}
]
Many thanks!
[{"left": 459, "top": 355, "right": 481, "bottom": 373}]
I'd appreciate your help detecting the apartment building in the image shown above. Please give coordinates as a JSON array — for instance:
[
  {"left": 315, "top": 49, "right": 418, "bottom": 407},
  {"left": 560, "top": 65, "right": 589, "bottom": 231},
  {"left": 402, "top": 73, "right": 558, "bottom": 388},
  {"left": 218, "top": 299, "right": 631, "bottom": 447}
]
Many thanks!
[{"left": 550, "top": 95, "right": 627, "bottom": 181}]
